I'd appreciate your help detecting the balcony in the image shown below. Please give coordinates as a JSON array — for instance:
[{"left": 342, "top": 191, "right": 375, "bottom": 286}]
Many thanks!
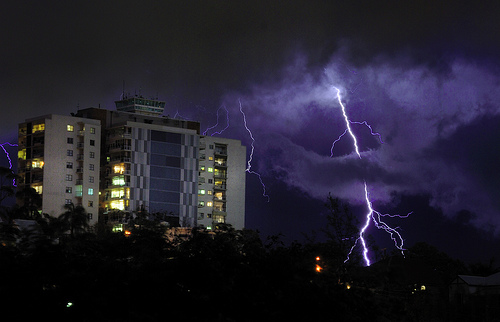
[
  {"left": 212, "top": 210, "right": 227, "bottom": 217},
  {"left": 107, "top": 144, "right": 131, "bottom": 152},
  {"left": 78, "top": 130, "right": 85, "bottom": 136},
  {"left": 214, "top": 149, "right": 227, "bottom": 156},
  {"left": 77, "top": 142, "right": 84, "bottom": 148},
  {"left": 77, "top": 154, "right": 84, "bottom": 161},
  {"left": 109, "top": 157, "right": 131, "bottom": 163},
  {"left": 76, "top": 167, "right": 83, "bottom": 173}
]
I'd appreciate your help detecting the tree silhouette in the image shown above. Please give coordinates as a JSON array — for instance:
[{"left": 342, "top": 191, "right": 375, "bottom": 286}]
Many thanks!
[
  {"left": 15, "top": 186, "right": 42, "bottom": 219},
  {"left": 60, "top": 203, "right": 89, "bottom": 237}
]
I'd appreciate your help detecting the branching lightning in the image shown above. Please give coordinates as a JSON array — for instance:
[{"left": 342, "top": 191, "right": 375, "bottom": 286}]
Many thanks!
[
  {"left": 203, "top": 105, "right": 230, "bottom": 136},
  {"left": 332, "top": 87, "right": 410, "bottom": 266},
  {"left": 238, "top": 99, "right": 270, "bottom": 202},
  {"left": 0, "top": 142, "right": 18, "bottom": 186}
]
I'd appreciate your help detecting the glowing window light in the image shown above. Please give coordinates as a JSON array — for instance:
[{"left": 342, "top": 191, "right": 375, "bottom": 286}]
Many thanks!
[
  {"left": 110, "top": 200, "right": 124, "bottom": 210},
  {"left": 33, "top": 124, "right": 45, "bottom": 132}
]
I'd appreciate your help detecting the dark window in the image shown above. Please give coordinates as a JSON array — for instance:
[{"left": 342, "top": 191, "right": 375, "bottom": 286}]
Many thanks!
[{"left": 67, "top": 138, "right": 73, "bottom": 144}]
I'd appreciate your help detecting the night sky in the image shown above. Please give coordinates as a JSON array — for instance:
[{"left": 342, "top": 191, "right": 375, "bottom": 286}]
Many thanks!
[{"left": 2, "top": 1, "right": 500, "bottom": 263}]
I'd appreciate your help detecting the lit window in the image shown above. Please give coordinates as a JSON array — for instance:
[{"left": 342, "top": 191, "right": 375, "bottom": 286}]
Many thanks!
[
  {"left": 198, "top": 189, "right": 205, "bottom": 195},
  {"left": 207, "top": 167, "right": 213, "bottom": 172},
  {"left": 110, "top": 200, "right": 125, "bottom": 210},
  {"left": 113, "top": 164, "right": 125, "bottom": 174},
  {"left": 33, "top": 124, "right": 45, "bottom": 132},
  {"left": 90, "top": 127, "right": 95, "bottom": 134},
  {"left": 66, "top": 162, "right": 73, "bottom": 169},
  {"left": 66, "top": 187, "right": 72, "bottom": 193},
  {"left": 31, "top": 160, "right": 44, "bottom": 169},
  {"left": 89, "top": 176, "right": 94, "bottom": 183},
  {"left": 88, "top": 201, "right": 93, "bottom": 207},
  {"left": 213, "top": 214, "right": 225, "bottom": 223},
  {"left": 67, "top": 150, "right": 73, "bottom": 156},
  {"left": 112, "top": 176, "right": 125, "bottom": 186},
  {"left": 66, "top": 174, "right": 72, "bottom": 181},
  {"left": 206, "top": 201, "right": 213, "bottom": 207},
  {"left": 207, "top": 190, "right": 212, "bottom": 195},
  {"left": 75, "top": 185, "right": 83, "bottom": 197},
  {"left": 67, "top": 138, "right": 73, "bottom": 144},
  {"left": 89, "top": 152, "right": 95, "bottom": 158},
  {"left": 215, "top": 192, "right": 224, "bottom": 200},
  {"left": 199, "top": 165, "right": 205, "bottom": 171},
  {"left": 88, "top": 188, "right": 94, "bottom": 195},
  {"left": 198, "top": 201, "right": 205, "bottom": 207},
  {"left": 18, "top": 149, "right": 26, "bottom": 160},
  {"left": 208, "top": 156, "right": 213, "bottom": 161},
  {"left": 32, "top": 185, "right": 43, "bottom": 194},
  {"left": 111, "top": 189, "right": 124, "bottom": 198},
  {"left": 67, "top": 125, "right": 74, "bottom": 132}
]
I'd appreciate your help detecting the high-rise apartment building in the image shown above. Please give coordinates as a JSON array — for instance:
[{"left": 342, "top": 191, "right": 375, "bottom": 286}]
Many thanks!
[
  {"left": 17, "top": 96, "right": 246, "bottom": 230},
  {"left": 17, "top": 114, "right": 101, "bottom": 224},
  {"left": 197, "top": 136, "right": 246, "bottom": 230}
]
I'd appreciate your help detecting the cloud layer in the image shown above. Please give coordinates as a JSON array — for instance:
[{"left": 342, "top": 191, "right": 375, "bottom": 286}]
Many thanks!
[{"left": 223, "top": 53, "right": 500, "bottom": 231}]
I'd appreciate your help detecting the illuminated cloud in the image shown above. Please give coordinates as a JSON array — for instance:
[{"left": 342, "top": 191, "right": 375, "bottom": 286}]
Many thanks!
[{"left": 223, "top": 52, "right": 500, "bottom": 232}]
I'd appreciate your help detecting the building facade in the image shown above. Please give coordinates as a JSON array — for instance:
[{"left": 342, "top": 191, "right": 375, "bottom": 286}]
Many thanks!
[
  {"left": 17, "top": 114, "right": 101, "bottom": 224},
  {"left": 18, "top": 96, "right": 246, "bottom": 230},
  {"left": 197, "top": 136, "right": 246, "bottom": 230}
]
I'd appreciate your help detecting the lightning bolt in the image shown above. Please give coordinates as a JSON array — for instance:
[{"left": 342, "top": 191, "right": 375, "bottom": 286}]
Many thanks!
[
  {"left": 239, "top": 99, "right": 270, "bottom": 202},
  {"left": 0, "top": 142, "right": 18, "bottom": 186},
  {"left": 203, "top": 105, "right": 230, "bottom": 136},
  {"left": 332, "top": 87, "right": 409, "bottom": 266}
]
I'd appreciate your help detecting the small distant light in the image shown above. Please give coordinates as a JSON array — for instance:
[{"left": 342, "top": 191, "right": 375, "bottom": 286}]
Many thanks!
[
  {"left": 316, "top": 256, "right": 320, "bottom": 261},
  {"left": 315, "top": 264, "right": 322, "bottom": 272},
  {"left": 66, "top": 302, "right": 73, "bottom": 308},
  {"left": 124, "top": 230, "right": 131, "bottom": 237},
  {"left": 421, "top": 285, "right": 426, "bottom": 291},
  {"left": 346, "top": 284, "right": 351, "bottom": 290}
]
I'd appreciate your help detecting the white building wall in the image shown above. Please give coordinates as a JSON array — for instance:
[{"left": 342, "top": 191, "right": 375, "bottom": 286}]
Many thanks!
[{"left": 29, "top": 115, "right": 101, "bottom": 225}]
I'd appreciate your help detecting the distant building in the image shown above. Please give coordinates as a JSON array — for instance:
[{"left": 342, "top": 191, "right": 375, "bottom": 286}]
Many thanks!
[
  {"left": 450, "top": 272, "right": 500, "bottom": 298},
  {"left": 18, "top": 95, "right": 246, "bottom": 230},
  {"left": 17, "top": 114, "right": 101, "bottom": 224}
]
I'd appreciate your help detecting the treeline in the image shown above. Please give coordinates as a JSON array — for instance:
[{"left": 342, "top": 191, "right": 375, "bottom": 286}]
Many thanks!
[{"left": 0, "top": 184, "right": 496, "bottom": 321}]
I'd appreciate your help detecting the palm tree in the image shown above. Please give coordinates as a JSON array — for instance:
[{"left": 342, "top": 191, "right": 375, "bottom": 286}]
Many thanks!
[
  {"left": 60, "top": 203, "right": 89, "bottom": 237},
  {"left": 15, "top": 186, "right": 42, "bottom": 219}
]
